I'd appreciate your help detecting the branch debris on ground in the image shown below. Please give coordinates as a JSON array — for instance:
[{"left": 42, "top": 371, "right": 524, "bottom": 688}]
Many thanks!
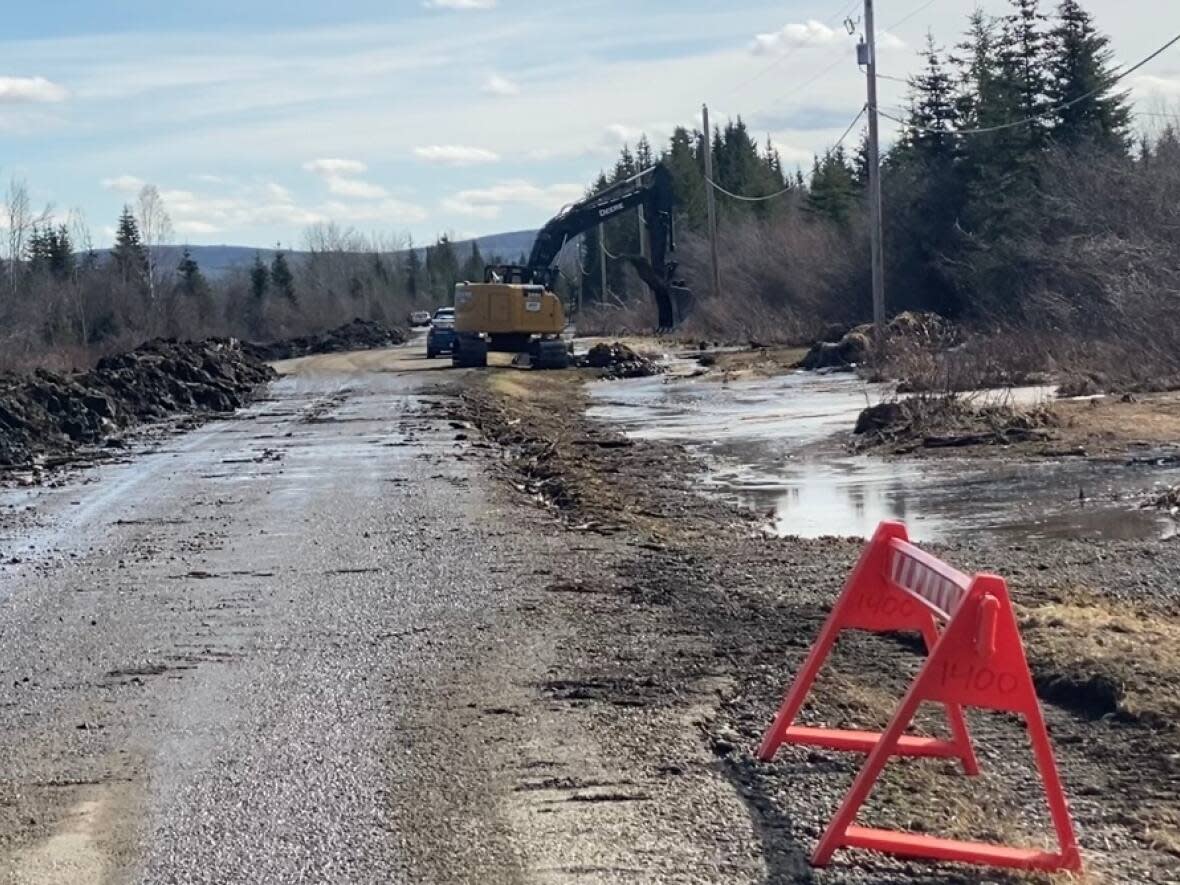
[{"left": 854, "top": 393, "right": 1059, "bottom": 451}]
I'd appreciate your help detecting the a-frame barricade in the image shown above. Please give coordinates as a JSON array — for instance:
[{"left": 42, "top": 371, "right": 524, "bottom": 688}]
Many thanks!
[{"left": 758, "top": 521, "right": 1082, "bottom": 874}]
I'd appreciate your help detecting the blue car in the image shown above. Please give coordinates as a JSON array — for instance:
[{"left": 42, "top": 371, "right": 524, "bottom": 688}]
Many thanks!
[{"left": 426, "top": 308, "right": 457, "bottom": 359}]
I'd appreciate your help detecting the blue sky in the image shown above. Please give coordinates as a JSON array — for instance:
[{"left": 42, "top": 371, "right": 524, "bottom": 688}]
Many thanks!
[{"left": 1, "top": 0, "right": 1175, "bottom": 249}]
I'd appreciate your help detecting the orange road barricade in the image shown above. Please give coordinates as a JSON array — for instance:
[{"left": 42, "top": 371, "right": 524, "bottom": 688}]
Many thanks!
[{"left": 758, "top": 521, "right": 1082, "bottom": 874}]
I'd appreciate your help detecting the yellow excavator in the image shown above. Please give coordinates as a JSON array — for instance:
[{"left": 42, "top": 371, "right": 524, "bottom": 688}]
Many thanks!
[{"left": 450, "top": 163, "right": 692, "bottom": 369}]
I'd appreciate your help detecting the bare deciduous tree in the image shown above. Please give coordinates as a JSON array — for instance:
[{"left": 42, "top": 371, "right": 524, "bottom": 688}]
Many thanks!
[{"left": 136, "top": 184, "right": 173, "bottom": 303}]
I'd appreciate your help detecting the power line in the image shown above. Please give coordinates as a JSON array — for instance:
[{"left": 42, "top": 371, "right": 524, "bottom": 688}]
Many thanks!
[
  {"left": 884, "top": 0, "right": 937, "bottom": 31},
  {"left": 881, "top": 29, "right": 1180, "bottom": 136},
  {"left": 720, "top": 0, "right": 862, "bottom": 99},
  {"left": 704, "top": 104, "right": 867, "bottom": 202}
]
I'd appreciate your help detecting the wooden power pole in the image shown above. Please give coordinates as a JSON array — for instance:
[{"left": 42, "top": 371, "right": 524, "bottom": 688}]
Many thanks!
[
  {"left": 863, "top": 0, "right": 886, "bottom": 338},
  {"left": 702, "top": 104, "right": 722, "bottom": 302}
]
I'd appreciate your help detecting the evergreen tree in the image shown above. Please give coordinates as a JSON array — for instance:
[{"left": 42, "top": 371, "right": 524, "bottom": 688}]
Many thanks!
[
  {"left": 27, "top": 226, "right": 51, "bottom": 273},
  {"left": 112, "top": 206, "right": 148, "bottom": 287},
  {"left": 904, "top": 34, "right": 960, "bottom": 163},
  {"left": 177, "top": 246, "right": 208, "bottom": 297},
  {"left": 460, "top": 240, "right": 485, "bottom": 282},
  {"left": 47, "top": 225, "right": 74, "bottom": 281},
  {"left": 662, "top": 127, "right": 707, "bottom": 229},
  {"left": 1046, "top": 0, "right": 1131, "bottom": 149},
  {"left": 404, "top": 237, "right": 424, "bottom": 301},
  {"left": 425, "top": 234, "right": 460, "bottom": 299},
  {"left": 270, "top": 248, "right": 296, "bottom": 303},
  {"left": 805, "top": 148, "right": 858, "bottom": 223},
  {"left": 635, "top": 135, "right": 655, "bottom": 171},
  {"left": 250, "top": 253, "right": 269, "bottom": 302},
  {"left": 613, "top": 144, "right": 637, "bottom": 182},
  {"left": 998, "top": 0, "right": 1052, "bottom": 152}
]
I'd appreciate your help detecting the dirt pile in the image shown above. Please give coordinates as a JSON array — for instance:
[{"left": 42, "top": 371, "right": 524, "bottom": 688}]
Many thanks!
[
  {"left": 0, "top": 339, "right": 275, "bottom": 468},
  {"left": 854, "top": 393, "right": 1058, "bottom": 451},
  {"left": 800, "top": 311, "right": 959, "bottom": 371},
  {"left": 1147, "top": 484, "right": 1180, "bottom": 512},
  {"left": 245, "top": 318, "right": 406, "bottom": 362},
  {"left": 578, "top": 342, "right": 664, "bottom": 380}
]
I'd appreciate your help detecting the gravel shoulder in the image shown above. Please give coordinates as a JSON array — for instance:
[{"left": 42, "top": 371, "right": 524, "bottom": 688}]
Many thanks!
[{"left": 457, "top": 367, "right": 1180, "bottom": 884}]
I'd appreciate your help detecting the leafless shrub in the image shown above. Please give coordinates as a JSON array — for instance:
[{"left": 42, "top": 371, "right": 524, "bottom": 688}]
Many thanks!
[{"left": 675, "top": 207, "right": 870, "bottom": 344}]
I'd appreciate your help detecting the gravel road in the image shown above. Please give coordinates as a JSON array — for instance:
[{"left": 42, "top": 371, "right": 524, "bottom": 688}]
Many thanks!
[{"left": 0, "top": 346, "right": 762, "bottom": 884}]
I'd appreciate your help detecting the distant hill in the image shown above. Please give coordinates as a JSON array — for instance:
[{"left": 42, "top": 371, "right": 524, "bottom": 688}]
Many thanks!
[{"left": 153, "top": 229, "right": 539, "bottom": 278}]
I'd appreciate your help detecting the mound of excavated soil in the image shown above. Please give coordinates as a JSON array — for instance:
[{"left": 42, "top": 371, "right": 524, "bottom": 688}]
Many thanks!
[
  {"left": 800, "top": 311, "right": 959, "bottom": 371},
  {"left": 0, "top": 339, "right": 275, "bottom": 469},
  {"left": 854, "top": 394, "right": 1057, "bottom": 451},
  {"left": 578, "top": 342, "right": 664, "bottom": 380},
  {"left": 244, "top": 318, "right": 407, "bottom": 362}
]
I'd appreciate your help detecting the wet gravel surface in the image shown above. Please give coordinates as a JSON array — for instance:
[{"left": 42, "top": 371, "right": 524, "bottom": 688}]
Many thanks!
[
  {"left": 0, "top": 351, "right": 765, "bottom": 884},
  {"left": 460, "top": 370, "right": 1180, "bottom": 884}
]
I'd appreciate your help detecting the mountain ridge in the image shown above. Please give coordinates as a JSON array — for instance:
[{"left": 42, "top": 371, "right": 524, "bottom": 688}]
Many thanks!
[{"left": 147, "top": 229, "right": 539, "bottom": 277}]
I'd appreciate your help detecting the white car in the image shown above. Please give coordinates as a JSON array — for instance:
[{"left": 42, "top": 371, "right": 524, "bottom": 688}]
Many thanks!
[{"left": 409, "top": 311, "right": 432, "bottom": 327}]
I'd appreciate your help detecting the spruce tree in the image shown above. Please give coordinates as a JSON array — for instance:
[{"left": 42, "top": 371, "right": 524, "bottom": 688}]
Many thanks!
[
  {"left": 905, "top": 34, "right": 960, "bottom": 163},
  {"left": 404, "top": 238, "right": 423, "bottom": 301},
  {"left": 805, "top": 148, "right": 857, "bottom": 223},
  {"left": 177, "top": 247, "right": 208, "bottom": 297},
  {"left": 112, "top": 206, "right": 148, "bottom": 288},
  {"left": 426, "top": 235, "right": 459, "bottom": 300},
  {"left": 270, "top": 248, "right": 296, "bottom": 303},
  {"left": 999, "top": 0, "right": 1052, "bottom": 152},
  {"left": 250, "top": 253, "right": 269, "bottom": 302},
  {"left": 47, "top": 225, "right": 74, "bottom": 281},
  {"left": 635, "top": 135, "right": 654, "bottom": 171},
  {"left": 460, "top": 240, "right": 485, "bottom": 282},
  {"left": 1046, "top": 0, "right": 1131, "bottom": 149},
  {"left": 662, "top": 127, "right": 707, "bottom": 229}
]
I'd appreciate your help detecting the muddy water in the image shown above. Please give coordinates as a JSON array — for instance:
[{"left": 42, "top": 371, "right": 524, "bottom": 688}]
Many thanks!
[{"left": 587, "top": 369, "right": 1180, "bottom": 543}]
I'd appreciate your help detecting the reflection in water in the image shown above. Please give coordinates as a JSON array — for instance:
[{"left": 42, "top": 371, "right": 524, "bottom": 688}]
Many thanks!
[{"left": 587, "top": 370, "right": 1180, "bottom": 542}]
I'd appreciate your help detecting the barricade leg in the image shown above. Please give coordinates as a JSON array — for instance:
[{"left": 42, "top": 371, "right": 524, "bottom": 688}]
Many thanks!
[
  {"left": 811, "top": 680, "right": 925, "bottom": 866},
  {"left": 919, "top": 618, "right": 980, "bottom": 777},
  {"left": 1023, "top": 688, "right": 1083, "bottom": 871},
  {"left": 757, "top": 620, "right": 842, "bottom": 762}
]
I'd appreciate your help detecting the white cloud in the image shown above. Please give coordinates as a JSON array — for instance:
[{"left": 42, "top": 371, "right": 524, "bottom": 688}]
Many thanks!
[
  {"left": 265, "top": 182, "right": 294, "bottom": 202},
  {"left": 101, "top": 174, "right": 146, "bottom": 193},
  {"left": 414, "top": 144, "right": 500, "bottom": 166},
  {"left": 423, "top": 0, "right": 496, "bottom": 8},
  {"left": 753, "top": 20, "right": 843, "bottom": 53},
  {"left": 325, "top": 176, "right": 388, "bottom": 199},
  {"left": 303, "top": 157, "right": 387, "bottom": 199},
  {"left": 443, "top": 179, "right": 583, "bottom": 220},
  {"left": 0, "top": 76, "right": 68, "bottom": 104},
  {"left": 1132, "top": 74, "right": 1180, "bottom": 100},
  {"left": 441, "top": 197, "right": 501, "bottom": 220},
  {"left": 322, "top": 198, "right": 428, "bottom": 224},
  {"left": 302, "top": 157, "right": 367, "bottom": 176},
  {"left": 481, "top": 74, "right": 519, "bottom": 96},
  {"left": 176, "top": 219, "right": 221, "bottom": 235},
  {"left": 752, "top": 20, "right": 905, "bottom": 55}
]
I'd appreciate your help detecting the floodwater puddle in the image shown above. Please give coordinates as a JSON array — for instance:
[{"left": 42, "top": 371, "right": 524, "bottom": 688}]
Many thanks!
[{"left": 587, "top": 369, "right": 1180, "bottom": 543}]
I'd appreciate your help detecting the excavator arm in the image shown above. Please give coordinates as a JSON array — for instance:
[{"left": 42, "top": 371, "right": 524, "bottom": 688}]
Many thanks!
[{"left": 488, "top": 164, "right": 691, "bottom": 330}]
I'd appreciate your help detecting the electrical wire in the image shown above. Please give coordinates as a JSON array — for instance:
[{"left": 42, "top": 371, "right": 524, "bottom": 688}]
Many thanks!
[
  {"left": 704, "top": 104, "right": 867, "bottom": 202},
  {"left": 882, "top": 29, "right": 1180, "bottom": 136},
  {"left": 719, "top": 0, "right": 862, "bottom": 99},
  {"left": 884, "top": 0, "right": 937, "bottom": 32}
]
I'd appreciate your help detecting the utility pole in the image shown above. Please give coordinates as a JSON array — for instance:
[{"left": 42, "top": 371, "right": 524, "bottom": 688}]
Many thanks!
[
  {"left": 702, "top": 103, "right": 722, "bottom": 302},
  {"left": 862, "top": 0, "right": 886, "bottom": 339}
]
